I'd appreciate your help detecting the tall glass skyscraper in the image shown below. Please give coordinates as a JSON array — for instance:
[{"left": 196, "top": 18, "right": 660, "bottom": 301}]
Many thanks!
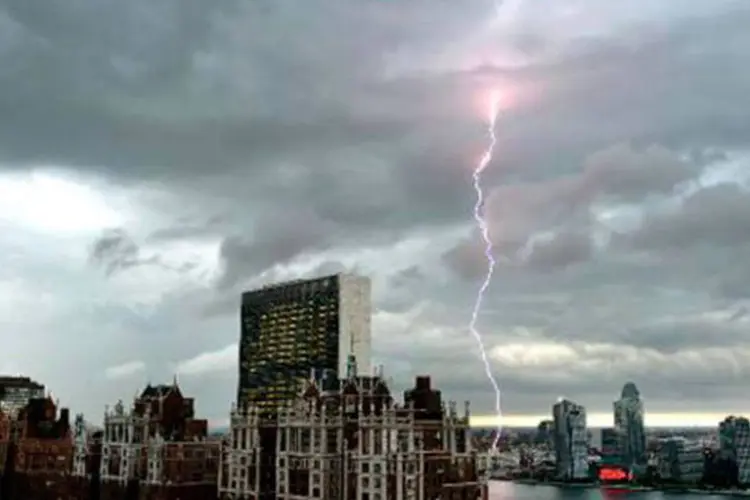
[
  {"left": 613, "top": 382, "right": 646, "bottom": 465},
  {"left": 237, "top": 273, "right": 371, "bottom": 412},
  {"left": 553, "top": 398, "right": 589, "bottom": 480}
]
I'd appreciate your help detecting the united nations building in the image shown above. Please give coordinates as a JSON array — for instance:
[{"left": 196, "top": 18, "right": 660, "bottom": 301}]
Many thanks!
[{"left": 237, "top": 273, "right": 371, "bottom": 411}]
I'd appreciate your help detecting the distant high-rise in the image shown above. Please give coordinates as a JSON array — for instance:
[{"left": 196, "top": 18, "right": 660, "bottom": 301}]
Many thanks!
[
  {"left": 553, "top": 399, "right": 589, "bottom": 480},
  {"left": 535, "top": 419, "right": 555, "bottom": 447},
  {"left": 613, "top": 382, "right": 646, "bottom": 465},
  {"left": 719, "top": 416, "right": 750, "bottom": 483},
  {"left": 237, "top": 273, "right": 371, "bottom": 411}
]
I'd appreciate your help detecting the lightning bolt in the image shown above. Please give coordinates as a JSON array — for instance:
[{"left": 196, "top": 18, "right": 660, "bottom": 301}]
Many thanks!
[{"left": 469, "top": 91, "right": 503, "bottom": 452}]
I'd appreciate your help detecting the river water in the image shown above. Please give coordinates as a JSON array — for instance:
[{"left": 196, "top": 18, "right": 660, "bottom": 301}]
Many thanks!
[{"left": 489, "top": 481, "right": 743, "bottom": 499}]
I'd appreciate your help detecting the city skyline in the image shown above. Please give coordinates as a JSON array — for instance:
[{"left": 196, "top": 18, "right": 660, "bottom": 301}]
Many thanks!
[
  {"left": 1, "top": 1, "right": 750, "bottom": 425},
  {"left": 470, "top": 412, "right": 742, "bottom": 430}
]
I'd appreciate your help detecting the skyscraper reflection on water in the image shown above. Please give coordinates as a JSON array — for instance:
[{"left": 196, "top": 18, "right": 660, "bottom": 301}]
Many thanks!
[{"left": 489, "top": 481, "right": 740, "bottom": 499}]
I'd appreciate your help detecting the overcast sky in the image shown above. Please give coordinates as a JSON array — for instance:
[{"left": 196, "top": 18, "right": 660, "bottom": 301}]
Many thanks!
[{"left": 1, "top": 0, "right": 750, "bottom": 427}]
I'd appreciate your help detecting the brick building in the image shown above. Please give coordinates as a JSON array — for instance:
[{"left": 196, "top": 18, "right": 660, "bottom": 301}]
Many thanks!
[
  {"left": 0, "top": 408, "right": 10, "bottom": 492},
  {"left": 3, "top": 396, "right": 76, "bottom": 499},
  {"left": 98, "top": 380, "right": 220, "bottom": 500}
]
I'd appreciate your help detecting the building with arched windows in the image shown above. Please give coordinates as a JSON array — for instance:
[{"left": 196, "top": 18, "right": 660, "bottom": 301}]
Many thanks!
[{"left": 220, "top": 367, "right": 487, "bottom": 500}]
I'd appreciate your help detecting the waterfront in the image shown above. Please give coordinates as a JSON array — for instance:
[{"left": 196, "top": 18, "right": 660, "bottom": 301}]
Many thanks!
[{"left": 489, "top": 481, "right": 750, "bottom": 499}]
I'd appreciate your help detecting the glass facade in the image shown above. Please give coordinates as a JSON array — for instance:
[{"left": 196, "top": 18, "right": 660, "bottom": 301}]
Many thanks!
[
  {"left": 553, "top": 399, "right": 589, "bottom": 480},
  {"left": 614, "top": 382, "right": 646, "bottom": 466},
  {"left": 238, "top": 275, "right": 343, "bottom": 412},
  {"left": 719, "top": 416, "right": 750, "bottom": 483}
]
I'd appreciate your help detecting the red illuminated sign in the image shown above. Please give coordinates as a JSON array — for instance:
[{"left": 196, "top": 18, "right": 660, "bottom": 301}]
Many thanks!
[{"left": 598, "top": 467, "right": 631, "bottom": 482}]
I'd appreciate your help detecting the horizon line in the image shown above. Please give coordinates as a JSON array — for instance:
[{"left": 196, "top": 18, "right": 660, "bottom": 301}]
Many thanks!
[
  {"left": 205, "top": 411, "right": 743, "bottom": 431},
  {"left": 469, "top": 411, "right": 743, "bottom": 429}
]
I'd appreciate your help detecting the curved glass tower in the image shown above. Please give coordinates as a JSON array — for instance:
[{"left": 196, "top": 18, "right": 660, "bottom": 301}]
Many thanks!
[{"left": 614, "top": 381, "right": 646, "bottom": 465}]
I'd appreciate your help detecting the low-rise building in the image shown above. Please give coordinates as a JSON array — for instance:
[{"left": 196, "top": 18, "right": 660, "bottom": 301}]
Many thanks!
[
  {"left": 99, "top": 381, "right": 220, "bottom": 499},
  {"left": 7, "top": 396, "right": 76, "bottom": 498}
]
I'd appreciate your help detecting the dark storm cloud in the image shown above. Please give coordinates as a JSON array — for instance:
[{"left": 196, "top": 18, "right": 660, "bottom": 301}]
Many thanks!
[
  {"left": 1, "top": 0, "right": 747, "bottom": 221},
  {"left": 441, "top": 239, "right": 488, "bottom": 282},
  {"left": 89, "top": 228, "right": 195, "bottom": 276},
  {"left": 625, "top": 184, "right": 750, "bottom": 251},
  {"left": 147, "top": 214, "right": 227, "bottom": 242},
  {"left": 581, "top": 143, "right": 697, "bottom": 201},
  {"left": 0, "top": 0, "right": 479, "bottom": 180},
  {"left": 216, "top": 209, "right": 341, "bottom": 289},
  {"left": 729, "top": 306, "right": 749, "bottom": 322},
  {"left": 4, "top": 0, "right": 750, "bottom": 305},
  {"left": 388, "top": 266, "right": 425, "bottom": 289},
  {"left": 524, "top": 231, "right": 592, "bottom": 272},
  {"left": 442, "top": 143, "right": 701, "bottom": 280},
  {"left": 89, "top": 228, "right": 150, "bottom": 276},
  {"left": 718, "top": 267, "right": 750, "bottom": 301},
  {"left": 618, "top": 318, "right": 750, "bottom": 354},
  {"left": 5, "top": 0, "right": 750, "bottom": 418}
]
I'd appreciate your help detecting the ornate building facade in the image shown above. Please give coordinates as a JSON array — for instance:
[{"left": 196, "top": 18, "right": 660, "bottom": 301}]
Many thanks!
[
  {"left": 70, "top": 413, "right": 103, "bottom": 500},
  {"left": 219, "top": 365, "right": 487, "bottom": 500},
  {"left": 98, "top": 381, "right": 220, "bottom": 500}
]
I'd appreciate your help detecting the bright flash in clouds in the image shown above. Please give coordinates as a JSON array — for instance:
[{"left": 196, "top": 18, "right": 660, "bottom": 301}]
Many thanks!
[{"left": 0, "top": 170, "right": 124, "bottom": 233}]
